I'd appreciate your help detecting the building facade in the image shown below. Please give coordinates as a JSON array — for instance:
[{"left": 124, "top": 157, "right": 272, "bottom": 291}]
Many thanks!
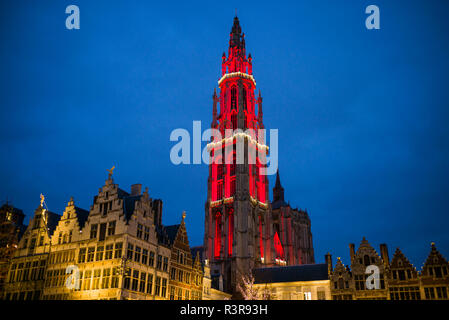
[
  {"left": 328, "top": 239, "right": 449, "bottom": 300},
  {"left": 0, "top": 203, "right": 26, "bottom": 292},
  {"left": 203, "top": 16, "right": 315, "bottom": 296}
]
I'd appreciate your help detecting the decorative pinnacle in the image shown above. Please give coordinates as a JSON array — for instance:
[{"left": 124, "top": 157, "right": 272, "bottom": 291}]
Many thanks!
[
  {"left": 107, "top": 166, "right": 115, "bottom": 178},
  {"left": 40, "top": 194, "right": 45, "bottom": 207},
  {"left": 182, "top": 211, "right": 186, "bottom": 220}
]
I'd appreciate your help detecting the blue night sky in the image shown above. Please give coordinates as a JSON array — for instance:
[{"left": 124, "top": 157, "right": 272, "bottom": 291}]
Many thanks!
[{"left": 1, "top": 0, "right": 448, "bottom": 268}]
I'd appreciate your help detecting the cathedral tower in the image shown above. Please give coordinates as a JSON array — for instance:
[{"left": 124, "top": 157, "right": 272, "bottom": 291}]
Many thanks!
[
  {"left": 204, "top": 16, "right": 269, "bottom": 294},
  {"left": 204, "top": 17, "right": 315, "bottom": 296}
]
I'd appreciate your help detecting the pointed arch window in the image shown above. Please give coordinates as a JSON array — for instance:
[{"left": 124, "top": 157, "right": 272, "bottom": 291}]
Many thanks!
[
  {"left": 259, "top": 215, "right": 264, "bottom": 260},
  {"left": 243, "top": 88, "right": 247, "bottom": 111},
  {"left": 231, "top": 87, "right": 237, "bottom": 110},
  {"left": 274, "top": 231, "right": 285, "bottom": 260},
  {"left": 214, "top": 211, "right": 222, "bottom": 259},
  {"left": 228, "top": 209, "right": 234, "bottom": 256},
  {"left": 230, "top": 152, "right": 236, "bottom": 176}
]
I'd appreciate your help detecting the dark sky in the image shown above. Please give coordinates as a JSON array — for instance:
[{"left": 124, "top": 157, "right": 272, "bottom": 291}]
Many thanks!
[{"left": 1, "top": 0, "right": 448, "bottom": 269}]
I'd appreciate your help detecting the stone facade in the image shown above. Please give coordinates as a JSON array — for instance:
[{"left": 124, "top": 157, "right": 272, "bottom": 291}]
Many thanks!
[
  {"left": 328, "top": 239, "right": 449, "bottom": 300},
  {"left": 0, "top": 173, "right": 229, "bottom": 300},
  {"left": 204, "top": 16, "right": 314, "bottom": 296}
]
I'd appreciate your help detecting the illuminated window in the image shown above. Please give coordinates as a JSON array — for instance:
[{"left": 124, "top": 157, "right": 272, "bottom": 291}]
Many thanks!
[
  {"left": 114, "top": 242, "right": 122, "bottom": 259},
  {"left": 231, "top": 87, "right": 237, "bottom": 110},
  {"left": 155, "top": 277, "right": 161, "bottom": 296},
  {"left": 162, "top": 278, "right": 167, "bottom": 297},
  {"left": 163, "top": 257, "right": 168, "bottom": 271},
  {"left": 90, "top": 224, "right": 98, "bottom": 239},
  {"left": 156, "top": 255, "right": 162, "bottom": 270},
  {"left": 217, "top": 181, "right": 223, "bottom": 199},
  {"left": 217, "top": 164, "right": 224, "bottom": 180},
  {"left": 144, "top": 226, "right": 150, "bottom": 241},
  {"left": 214, "top": 211, "right": 222, "bottom": 258},
  {"left": 149, "top": 251, "right": 155, "bottom": 267},
  {"left": 96, "top": 246, "right": 104, "bottom": 261},
  {"left": 230, "top": 178, "right": 236, "bottom": 196},
  {"left": 140, "top": 272, "right": 147, "bottom": 293},
  {"left": 304, "top": 292, "right": 312, "bottom": 300},
  {"left": 83, "top": 270, "right": 92, "bottom": 290},
  {"left": 231, "top": 113, "right": 237, "bottom": 129}
]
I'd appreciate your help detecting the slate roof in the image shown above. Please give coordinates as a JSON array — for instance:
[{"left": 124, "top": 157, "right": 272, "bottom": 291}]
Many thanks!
[
  {"left": 74, "top": 206, "right": 89, "bottom": 229},
  {"left": 164, "top": 224, "right": 180, "bottom": 244},
  {"left": 191, "top": 246, "right": 204, "bottom": 262},
  {"left": 156, "top": 224, "right": 180, "bottom": 246},
  {"left": 122, "top": 195, "right": 142, "bottom": 220},
  {"left": 253, "top": 264, "right": 329, "bottom": 284},
  {"left": 46, "top": 211, "right": 62, "bottom": 237}
]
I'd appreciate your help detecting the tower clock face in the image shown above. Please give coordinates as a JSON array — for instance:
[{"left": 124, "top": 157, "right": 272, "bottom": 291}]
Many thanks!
[{"left": 220, "top": 119, "right": 232, "bottom": 132}]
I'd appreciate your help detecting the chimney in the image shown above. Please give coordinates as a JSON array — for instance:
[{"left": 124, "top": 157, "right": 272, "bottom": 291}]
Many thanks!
[
  {"left": 325, "top": 253, "right": 333, "bottom": 274},
  {"left": 349, "top": 243, "right": 356, "bottom": 264},
  {"left": 131, "top": 184, "right": 142, "bottom": 196},
  {"left": 380, "top": 243, "right": 390, "bottom": 266},
  {"left": 219, "top": 274, "right": 224, "bottom": 292}
]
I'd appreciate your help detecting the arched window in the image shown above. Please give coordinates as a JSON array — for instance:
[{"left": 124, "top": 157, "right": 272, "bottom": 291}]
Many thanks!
[
  {"left": 214, "top": 211, "right": 222, "bottom": 258},
  {"left": 363, "top": 255, "right": 370, "bottom": 266},
  {"left": 243, "top": 88, "right": 247, "bottom": 110},
  {"left": 338, "top": 278, "right": 344, "bottom": 289},
  {"left": 231, "top": 87, "right": 237, "bottom": 110},
  {"left": 231, "top": 112, "right": 237, "bottom": 129}
]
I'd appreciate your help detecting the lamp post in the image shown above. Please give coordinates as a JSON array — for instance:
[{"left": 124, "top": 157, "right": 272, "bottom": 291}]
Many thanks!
[{"left": 118, "top": 257, "right": 129, "bottom": 300}]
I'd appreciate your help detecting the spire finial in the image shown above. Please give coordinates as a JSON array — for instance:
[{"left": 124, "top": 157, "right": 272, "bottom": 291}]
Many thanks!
[
  {"left": 40, "top": 193, "right": 45, "bottom": 207},
  {"left": 182, "top": 211, "right": 186, "bottom": 220}
]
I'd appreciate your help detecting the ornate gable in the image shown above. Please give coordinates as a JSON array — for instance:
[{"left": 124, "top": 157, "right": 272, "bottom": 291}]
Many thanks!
[{"left": 352, "top": 237, "right": 384, "bottom": 273}]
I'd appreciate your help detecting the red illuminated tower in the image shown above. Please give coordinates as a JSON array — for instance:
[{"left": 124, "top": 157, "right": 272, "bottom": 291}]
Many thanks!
[
  {"left": 204, "top": 17, "right": 315, "bottom": 296},
  {"left": 204, "top": 16, "right": 269, "bottom": 294}
]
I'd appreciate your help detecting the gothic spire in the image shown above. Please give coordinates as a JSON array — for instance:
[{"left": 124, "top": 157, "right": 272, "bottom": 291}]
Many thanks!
[
  {"left": 275, "top": 169, "right": 282, "bottom": 188},
  {"left": 229, "top": 16, "right": 244, "bottom": 50},
  {"left": 212, "top": 88, "right": 218, "bottom": 128}
]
